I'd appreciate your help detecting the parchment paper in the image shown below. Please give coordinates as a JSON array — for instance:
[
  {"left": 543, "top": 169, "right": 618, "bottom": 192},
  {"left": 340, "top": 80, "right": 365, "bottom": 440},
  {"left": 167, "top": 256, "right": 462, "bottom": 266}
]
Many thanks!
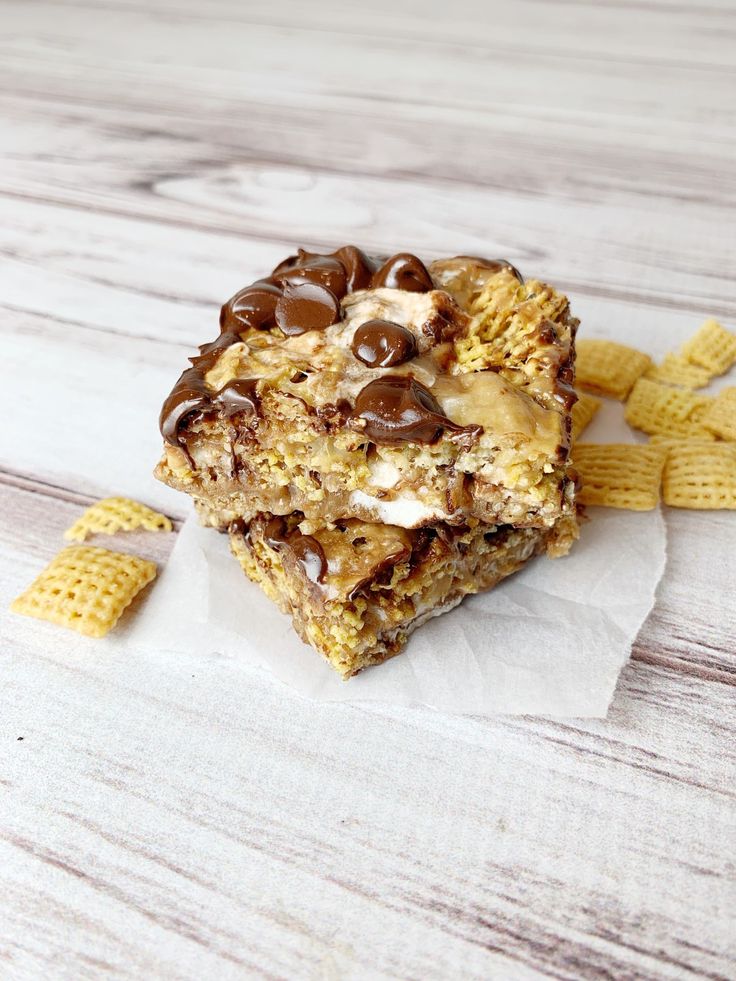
[{"left": 129, "top": 399, "right": 667, "bottom": 717}]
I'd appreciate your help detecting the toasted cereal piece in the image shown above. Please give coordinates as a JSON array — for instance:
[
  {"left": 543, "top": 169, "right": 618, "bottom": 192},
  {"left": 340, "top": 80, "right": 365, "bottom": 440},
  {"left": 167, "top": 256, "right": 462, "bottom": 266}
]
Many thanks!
[
  {"left": 625, "top": 377, "right": 714, "bottom": 439},
  {"left": 701, "top": 387, "right": 736, "bottom": 441},
  {"left": 11, "top": 546, "right": 156, "bottom": 637},
  {"left": 571, "top": 393, "right": 602, "bottom": 442},
  {"left": 64, "top": 497, "right": 172, "bottom": 542},
  {"left": 572, "top": 443, "right": 668, "bottom": 510},
  {"left": 680, "top": 319, "right": 736, "bottom": 376},
  {"left": 645, "top": 354, "right": 711, "bottom": 390},
  {"left": 575, "top": 339, "right": 652, "bottom": 400},
  {"left": 647, "top": 435, "right": 687, "bottom": 448},
  {"left": 663, "top": 442, "right": 736, "bottom": 509}
]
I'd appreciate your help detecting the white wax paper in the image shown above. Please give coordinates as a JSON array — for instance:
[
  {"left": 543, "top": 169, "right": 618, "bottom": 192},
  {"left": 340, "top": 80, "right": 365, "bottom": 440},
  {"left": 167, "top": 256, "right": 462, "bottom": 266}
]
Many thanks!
[{"left": 129, "top": 399, "right": 666, "bottom": 718}]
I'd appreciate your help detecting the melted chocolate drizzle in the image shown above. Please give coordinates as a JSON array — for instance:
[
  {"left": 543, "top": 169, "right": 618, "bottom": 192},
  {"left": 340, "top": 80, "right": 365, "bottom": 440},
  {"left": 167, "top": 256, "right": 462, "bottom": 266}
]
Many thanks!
[
  {"left": 262, "top": 516, "right": 327, "bottom": 584},
  {"left": 350, "top": 375, "right": 482, "bottom": 446},
  {"left": 159, "top": 331, "right": 259, "bottom": 456},
  {"left": 351, "top": 319, "right": 418, "bottom": 368}
]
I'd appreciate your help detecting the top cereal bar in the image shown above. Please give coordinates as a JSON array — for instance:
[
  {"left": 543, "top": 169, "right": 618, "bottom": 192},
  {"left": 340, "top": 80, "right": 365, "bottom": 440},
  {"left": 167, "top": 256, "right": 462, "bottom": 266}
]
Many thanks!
[{"left": 155, "top": 249, "right": 578, "bottom": 530}]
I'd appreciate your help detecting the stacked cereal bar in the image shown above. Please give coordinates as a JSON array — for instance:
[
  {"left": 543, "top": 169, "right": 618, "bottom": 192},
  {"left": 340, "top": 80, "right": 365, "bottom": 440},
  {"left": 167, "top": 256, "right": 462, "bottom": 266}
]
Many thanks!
[{"left": 155, "top": 248, "right": 580, "bottom": 676}]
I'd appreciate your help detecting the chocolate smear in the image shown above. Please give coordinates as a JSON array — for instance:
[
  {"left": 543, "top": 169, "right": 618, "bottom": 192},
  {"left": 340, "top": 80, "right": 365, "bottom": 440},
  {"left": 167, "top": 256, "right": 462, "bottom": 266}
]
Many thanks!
[
  {"left": 262, "top": 516, "right": 327, "bottom": 584},
  {"left": 288, "top": 535, "right": 328, "bottom": 584},
  {"left": 217, "top": 378, "right": 260, "bottom": 418}
]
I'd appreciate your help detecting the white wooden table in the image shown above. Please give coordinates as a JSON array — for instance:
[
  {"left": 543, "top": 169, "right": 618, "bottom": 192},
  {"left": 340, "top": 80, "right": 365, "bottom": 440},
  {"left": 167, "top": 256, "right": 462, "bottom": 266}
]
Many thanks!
[{"left": 2, "top": 2, "right": 735, "bottom": 977}]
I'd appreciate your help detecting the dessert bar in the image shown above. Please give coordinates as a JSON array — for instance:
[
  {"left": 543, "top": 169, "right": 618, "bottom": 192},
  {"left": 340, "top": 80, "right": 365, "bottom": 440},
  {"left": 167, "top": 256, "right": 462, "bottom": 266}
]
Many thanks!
[
  {"left": 156, "top": 249, "right": 578, "bottom": 531},
  {"left": 229, "top": 511, "right": 579, "bottom": 677}
]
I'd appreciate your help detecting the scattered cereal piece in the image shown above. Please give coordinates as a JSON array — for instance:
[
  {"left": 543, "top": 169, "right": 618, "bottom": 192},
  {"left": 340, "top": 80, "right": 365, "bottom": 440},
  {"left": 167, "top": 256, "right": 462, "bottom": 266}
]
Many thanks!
[
  {"left": 663, "top": 442, "right": 736, "bottom": 509},
  {"left": 576, "top": 339, "right": 652, "bottom": 400},
  {"left": 625, "top": 377, "right": 714, "bottom": 439},
  {"left": 11, "top": 546, "right": 157, "bottom": 637},
  {"left": 645, "top": 354, "right": 711, "bottom": 390},
  {"left": 572, "top": 443, "right": 668, "bottom": 510},
  {"left": 647, "top": 435, "right": 687, "bottom": 447},
  {"left": 64, "top": 497, "right": 172, "bottom": 542},
  {"left": 680, "top": 319, "right": 736, "bottom": 377},
  {"left": 701, "top": 387, "right": 736, "bottom": 441},
  {"left": 571, "top": 393, "right": 602, "bottom": 443}
]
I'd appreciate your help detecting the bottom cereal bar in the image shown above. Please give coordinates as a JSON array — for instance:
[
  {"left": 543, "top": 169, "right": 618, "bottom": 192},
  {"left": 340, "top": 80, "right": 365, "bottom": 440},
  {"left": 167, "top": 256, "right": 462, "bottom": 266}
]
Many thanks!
[{"left": 229, "top": 512, "right": 579, "bottom": 678}]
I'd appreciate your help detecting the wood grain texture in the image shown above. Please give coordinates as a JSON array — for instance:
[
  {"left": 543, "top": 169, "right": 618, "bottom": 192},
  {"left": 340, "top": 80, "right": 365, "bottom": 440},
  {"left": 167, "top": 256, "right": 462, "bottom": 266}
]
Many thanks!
[{"left": 1, "top": 1, "right": 735, "bottom": 978}]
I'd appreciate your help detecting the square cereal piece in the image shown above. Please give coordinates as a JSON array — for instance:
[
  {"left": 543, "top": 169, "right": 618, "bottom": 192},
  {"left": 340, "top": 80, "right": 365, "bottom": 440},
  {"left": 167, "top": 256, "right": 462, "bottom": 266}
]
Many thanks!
[
  {"left": 702, "top": 387, "right": 736, "bottom": 441},
  {"left": 571, "top": 392, "right": 602, "bottom": 443},
  {"left": 680, "top": 319, "right": 736, "bottom": 376},
  {"left": 575, "top": 339, "right": 652, "bottom": 400},
  {"left": 645, "top": 354, "right": 711, "bottom": 390},
  {"left": 65, "top": 496, "right": 172, "bottom": 542},
  {"left": 572, "top": 443, "right": 667, "bottom": 510},
  {"left": 625, "top": 377, "right": 714, "bottom": 439},
  {"left": 11, "top": 546, "right": 157, "bottom": 637},
  {"left": 663, "top": 442, "right": 736, "bottom": 509}
]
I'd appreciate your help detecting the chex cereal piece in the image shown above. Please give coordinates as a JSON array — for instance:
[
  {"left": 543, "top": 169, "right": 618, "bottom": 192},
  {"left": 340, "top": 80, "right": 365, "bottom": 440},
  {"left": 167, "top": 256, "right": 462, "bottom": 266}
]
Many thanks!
[
  {"left": 571, "top": 393, "right": 602, "bottom": 442},
  {"left": 680, "top": 319, "right": 736, "bottom": 377},
  {"left": 645, "top": 354, "right": 711, "bottom": 390},
  {"left": 64, "top": 497, "right": 172, "bottom": 542},
  {"left": 572, "top": 443, "right": 668, "bottom": 510},
  {"left": 663, "top": 442, "right": 736, "bottom": 509},
  {"left": 701, "top": 387, "right": 736, "bottom": 441},
  {"left": 575, "top": 339, "right": 652, "bottom": 400},
  {"left": 625, "top": 377, "right": 714, "bottom": 439},
  {"left": 11, "top": 546, "right": 156, "bottom": 637}
]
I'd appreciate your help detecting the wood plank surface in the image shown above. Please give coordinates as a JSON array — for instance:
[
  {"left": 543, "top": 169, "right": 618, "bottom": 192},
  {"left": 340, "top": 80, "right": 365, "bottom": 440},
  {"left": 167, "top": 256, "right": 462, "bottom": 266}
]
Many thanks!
[{"left": 1, "top": 1, "right": 735, "bottom": 978}]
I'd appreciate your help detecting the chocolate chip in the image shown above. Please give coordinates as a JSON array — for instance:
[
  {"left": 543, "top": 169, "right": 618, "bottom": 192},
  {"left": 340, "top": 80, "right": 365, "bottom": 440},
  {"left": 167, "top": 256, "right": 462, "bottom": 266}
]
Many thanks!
[
  {"left": 275, "top": 282, "right": 341, "bottom": 336},
  {"left": 332, "top": 245, "right": 379, "bottom": 291},
  {"left": 371, "top": 253, "right": 434, "bottom": 292},
  {"left": 351, "top": 375, "right": 482, "bottom": 445},
  {"left": 351, "top": 319, "right": 418, "bottom": 367},
  {"left": 220, "top": 280, "right": 282, "bottom": 331},
  {"left": 273, "top": 255, "right": 348, "bottom": 297}
]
